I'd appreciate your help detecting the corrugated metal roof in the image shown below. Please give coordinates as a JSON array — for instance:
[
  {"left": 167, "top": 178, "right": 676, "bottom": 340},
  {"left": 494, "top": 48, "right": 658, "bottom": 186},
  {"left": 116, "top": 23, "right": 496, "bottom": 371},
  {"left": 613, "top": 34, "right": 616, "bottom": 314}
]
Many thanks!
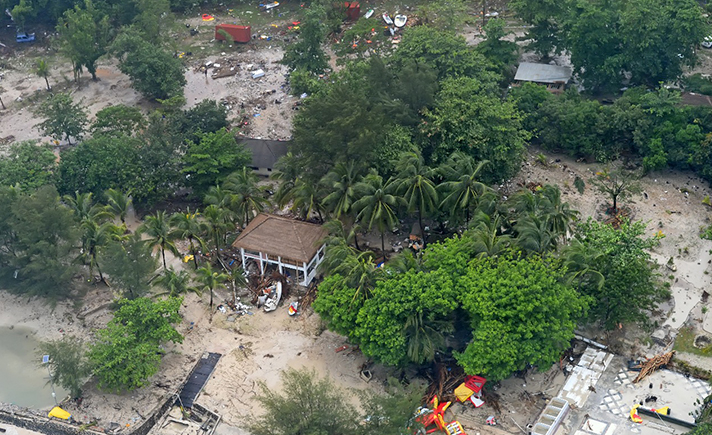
[{"left": 514, "top": 62, "right": 573, "bottom": 84}]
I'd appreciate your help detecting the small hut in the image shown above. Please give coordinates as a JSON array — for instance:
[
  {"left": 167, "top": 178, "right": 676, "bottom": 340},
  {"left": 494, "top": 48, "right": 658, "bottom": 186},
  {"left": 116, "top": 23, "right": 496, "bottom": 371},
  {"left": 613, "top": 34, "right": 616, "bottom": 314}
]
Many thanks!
[{"left": 232, "top": 214, "right": 327, "bottom": 286}]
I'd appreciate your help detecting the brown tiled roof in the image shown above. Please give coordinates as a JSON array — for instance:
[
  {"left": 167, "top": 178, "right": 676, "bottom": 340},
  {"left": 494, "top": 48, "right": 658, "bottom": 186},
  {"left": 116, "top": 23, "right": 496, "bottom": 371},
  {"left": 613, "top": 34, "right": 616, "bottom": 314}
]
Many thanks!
[{"left": 231, "top": 214, "right": 327, "bottom": 263}]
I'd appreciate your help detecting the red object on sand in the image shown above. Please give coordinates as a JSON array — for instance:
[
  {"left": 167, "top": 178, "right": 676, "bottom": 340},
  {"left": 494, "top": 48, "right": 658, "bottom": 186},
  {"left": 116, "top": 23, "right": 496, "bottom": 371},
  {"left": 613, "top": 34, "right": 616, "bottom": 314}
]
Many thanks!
[
  {"left": 343, "top": 2, "right": 360, "bottom": 21},
  {"left": 215, "top": 24, "right": 252, "bottom": 43},
  {"left": 335, "top": 345, "right": 348, "bottom": 353}
]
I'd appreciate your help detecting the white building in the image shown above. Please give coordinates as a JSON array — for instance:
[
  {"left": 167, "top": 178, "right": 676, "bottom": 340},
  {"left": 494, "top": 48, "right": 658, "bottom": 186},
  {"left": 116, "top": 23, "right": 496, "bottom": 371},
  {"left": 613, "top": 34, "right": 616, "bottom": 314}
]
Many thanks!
[{"left": 232, "top": 214, "right": 327, "bottom": 286}]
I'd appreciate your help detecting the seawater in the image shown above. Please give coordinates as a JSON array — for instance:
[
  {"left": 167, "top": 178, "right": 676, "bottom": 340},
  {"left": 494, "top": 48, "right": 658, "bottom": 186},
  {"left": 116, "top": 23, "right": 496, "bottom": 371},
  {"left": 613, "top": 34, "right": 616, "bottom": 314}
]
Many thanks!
[{"left": 0, "top": 326, "right": 68, "bottom": 409}]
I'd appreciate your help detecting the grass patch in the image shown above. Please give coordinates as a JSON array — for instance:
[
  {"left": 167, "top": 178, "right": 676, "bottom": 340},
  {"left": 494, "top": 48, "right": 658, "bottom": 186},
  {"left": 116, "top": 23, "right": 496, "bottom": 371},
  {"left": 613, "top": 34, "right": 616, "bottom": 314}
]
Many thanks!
[{"left": 674, "top": 326, "right": 712, "bottom": 356}]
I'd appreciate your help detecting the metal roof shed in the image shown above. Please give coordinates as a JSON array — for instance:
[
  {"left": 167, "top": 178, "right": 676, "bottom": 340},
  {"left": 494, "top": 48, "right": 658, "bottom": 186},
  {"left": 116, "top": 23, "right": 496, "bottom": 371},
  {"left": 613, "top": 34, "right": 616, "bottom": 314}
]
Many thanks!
[
  {"left": 514, "top": 63, "right": 573, "bottom": 84},
  {"left": 231, "top": 214, "right": 327, "bottom": 286}
]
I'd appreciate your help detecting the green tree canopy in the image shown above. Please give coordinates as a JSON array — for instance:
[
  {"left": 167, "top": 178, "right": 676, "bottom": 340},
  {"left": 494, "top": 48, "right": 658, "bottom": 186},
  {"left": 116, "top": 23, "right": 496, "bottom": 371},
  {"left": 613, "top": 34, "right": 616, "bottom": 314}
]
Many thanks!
[
  {"left": 0, "top": 141, "right": 57, "bottom": 189},
  {"left": 37, "top": 336, "right": 91, "bottom": 399},
  {"left": 100, "top": 232, "right": 158, "bottom": 298},
  {"left": 182, "top": 128, "right": 252, "bottom": 195},
  {"left": 282, "top": 5, "right": 328, "bottom": 73},
  {"left": 91, "top": 105, "right": 146, "bottom": 137},
  {"left": 111, "top": 28, "right": 186, "bottom": 100},
  {"left": 456, "top": 252, "right": 587, "bottom": 381},
  {"left": 88, "top": 297, "right": 183, "bottom": 391},
  {"left": 564, "top": 219, "right": 668, "bottom": 329},
  {"left": 35, "top": 92, "right": 88, "bottom": 145},
  {"left": 423, "top": 76, "right": 529, "bottom": 181},
  {"left": 57, "top": 0, "right": 111, "bottom": 80}
]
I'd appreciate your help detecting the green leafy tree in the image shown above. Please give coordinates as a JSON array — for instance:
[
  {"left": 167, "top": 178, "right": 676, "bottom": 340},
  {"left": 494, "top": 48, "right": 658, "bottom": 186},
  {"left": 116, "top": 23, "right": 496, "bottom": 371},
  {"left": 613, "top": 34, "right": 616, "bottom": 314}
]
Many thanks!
[
  {"left": 171, "top": 99, "right": 229, "bottom": 145},
  {"left": 590, "top": 168, "right": 642, "bottom": 212},
  {"left": 35, "top": 92, "right": 88, "bottom": 145},
  {"left": 353, "top": 173, "right": 403, "bottom": 258},
  {"left": 140, "top": 211, "right": 179, "bottom": 270},
  {"left": 510, "top": 0, "right": 563, "bottom": 58},
  {"left": 394, "top": 151, "right": 438, "bottom": 247},
  {"left": 78, "top": 219, "right": 123, "bottom": 282},
  {"left": 564, "top": 219, "right": 668, "bottom": 329},
  {"left": 248, "top": 369, "right": 358, "bottom": 435},
  {"left": 354, "top": 269, "right": 457, "bottom": 366},
  {"left": 91, "top": 105, "right": 146, "bottom": 137},
  {"left": 203, "top": 204, "right": 230, "bottom": 257},
  {"left": 196, "top": 263, "right": 229, "bottom": 322},
  {"left": 456, "top": 252, "right": 587, "bottom": 381},
  {"left": 100, "top": 233, "right": 158, "bottom": 298},
  {"left": 0, "top": 141, "right": 57, "bottom": 189},
  {"left": 271, "top": 152, "right": 301, "bottom": 207},
  {"left": 88, "top": 297, "right": 183, "bottom": 392},
  {"left": 290, "top": 178, "right": 328, "bottom": 222},
  {"left": 35, "top": 59, "right": 51, "bottom": 91},
  {"left": 282, "top": 5, "right": 328, "bottom": 73},
  {"left": 424, "top": 77, "right": 529, "bottom": 181},
  {"left": 182, "top": 128, "right": 252, "bottom": 195},
  {"left": 476, "top": 18, "right": 519, "bottom": 77},
  {"left": 37, "top": 336, "right": 91, "bottom": 399},
  {"left": 9, "top": 186, "right": 79, "bottom": 299},
  {"left": 57, "top": 0, "right": 111, "bottom": 81},
  {"left": 111, "top": 28, "right": 186, "bottom": 100}
]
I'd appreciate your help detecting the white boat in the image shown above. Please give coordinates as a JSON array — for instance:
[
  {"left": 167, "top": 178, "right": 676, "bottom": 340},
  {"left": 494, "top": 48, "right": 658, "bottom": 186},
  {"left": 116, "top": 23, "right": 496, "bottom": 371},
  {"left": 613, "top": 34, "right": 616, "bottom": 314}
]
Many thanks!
[
  {"left": 382, "top": 12, "right": 393, "bottom": 26},
  {"left": 264, "top": 1, "right": 279, "bottom": 9},
  {"left": 394, "top": 14, "right": 407, "bottom": 28},
  {"left": 263, "top": 281, "right": 282, "bottom": 312},
  {"left": 364, "top": 9, "right": 374, "bottom": 19}
]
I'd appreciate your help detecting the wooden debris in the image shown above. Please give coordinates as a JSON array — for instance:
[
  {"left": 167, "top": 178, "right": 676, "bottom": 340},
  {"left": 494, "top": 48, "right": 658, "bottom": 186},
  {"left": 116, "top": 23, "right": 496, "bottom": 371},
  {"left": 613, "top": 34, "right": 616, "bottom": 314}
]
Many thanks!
[{"left": 632, "top": 351, "right": 675, "bottom": 383}]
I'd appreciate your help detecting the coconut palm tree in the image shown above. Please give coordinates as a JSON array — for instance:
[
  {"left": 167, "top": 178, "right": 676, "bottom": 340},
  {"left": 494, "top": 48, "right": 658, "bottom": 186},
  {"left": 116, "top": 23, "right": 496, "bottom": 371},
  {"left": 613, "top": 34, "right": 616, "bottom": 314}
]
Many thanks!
[
  {"left": 196, "top": 263, "right": 229, "bottom": 322},
  {"left": 203, "top": 204, "right": 230, "bottom": 257},
  {"left": 64, "top": 191, "right": 112, "bottom": 223},
  {"left": 319, "top": 241, "right": 381, "bottom": 302},
  {"left": 270, "top": 152, "right": 301, "bottom": 207},
  {"left": 321, "top": 219, "right": 361, "bottom": 250},
  {"left": 78, "top": 219, "right": 123, "bottom": 282},
  {"left": 508, "top": 185, "right": 578, "bottom": 245},
  {"left": 561, "top": 239, "right": 605, "bottom": 291},
  {"left": 104, "top": 188, "right": 132, "bottom": 224},
  {"left": 467, "top": 213, "right": 511, "bottom": 258},
  {"left": 403, "top": 311, "right": 453, "bottom": 365},
  {"left": 290, "top": 178, "right": 328, "bottom": 222},
  {"left": 353, "top": 173, "right": 403, "bottom": 259},
  {"left": 154, "top": 267, "right": 201, "bottom": 297},
  {"left": 36, "top": 59, "right": 51, "bottom": 91},
  {"left": 170, "top": 208, "right": 207, "bottom": 269},
  {"left": 394, "top": 151, "right": 438, "bottom": 248},
  {"left": 224, "top": 167, "right": 268, "bottom": 227},
  {"left": 139, "top": 211, "right": 179, "bottom": 270},
  {"left": 514, "top": 215, "right": 556, "bottom": 255},
  {"left": 321, "top": 161, "right": 361, "bottom": 220},
  {"left": 438, "top": 153, "right": 491, "bottom": 229}
]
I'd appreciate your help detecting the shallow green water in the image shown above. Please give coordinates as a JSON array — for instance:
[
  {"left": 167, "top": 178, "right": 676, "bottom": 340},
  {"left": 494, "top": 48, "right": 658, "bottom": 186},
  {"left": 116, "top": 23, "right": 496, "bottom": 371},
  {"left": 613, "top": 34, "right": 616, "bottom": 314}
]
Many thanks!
[{"left": 0, "top": 326, "right": 68, "bottom": 409}]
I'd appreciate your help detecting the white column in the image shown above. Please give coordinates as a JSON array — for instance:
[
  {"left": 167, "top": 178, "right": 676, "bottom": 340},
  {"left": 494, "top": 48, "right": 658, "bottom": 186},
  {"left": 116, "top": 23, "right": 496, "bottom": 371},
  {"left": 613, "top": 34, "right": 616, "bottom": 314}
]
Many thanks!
[
  {"left": 240, "top": 248, "right": 246, "bottom": 273},
  {"left": 302, "top": 262, "right": 308, "bottom": 286},
  {"left": 278, "top": 256, "right": 284, "bottom": 274},
  {"left": 259, "top": 252, "right": 265, "bottom": 275}
]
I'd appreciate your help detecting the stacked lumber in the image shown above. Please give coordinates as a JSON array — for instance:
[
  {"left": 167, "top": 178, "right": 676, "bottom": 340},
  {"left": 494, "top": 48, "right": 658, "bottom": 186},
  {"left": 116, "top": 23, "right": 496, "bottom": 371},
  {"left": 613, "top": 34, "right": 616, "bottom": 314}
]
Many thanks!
[{"left": 632, "top": 351, "right": 675, "bottom": 383}]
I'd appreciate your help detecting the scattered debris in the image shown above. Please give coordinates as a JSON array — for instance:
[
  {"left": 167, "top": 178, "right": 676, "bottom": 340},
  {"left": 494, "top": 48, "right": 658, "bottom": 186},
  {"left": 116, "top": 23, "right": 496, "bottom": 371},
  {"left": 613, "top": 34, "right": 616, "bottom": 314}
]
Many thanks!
[{"left": 632, "top": 351, "right": 675, "bottom": 383}]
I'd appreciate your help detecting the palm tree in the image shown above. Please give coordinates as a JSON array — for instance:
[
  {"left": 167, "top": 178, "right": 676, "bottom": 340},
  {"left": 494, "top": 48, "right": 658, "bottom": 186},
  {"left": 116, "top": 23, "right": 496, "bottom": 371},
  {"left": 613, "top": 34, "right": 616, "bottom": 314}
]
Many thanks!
[
  {"left": 539, "top": 185, "right": 579, "bottom": 242},
  {"left": 514, "top": 215, "right": 556, "bottom": 255},
  {"left": 203, "top": 204, "right": 230, "bottom": 257},
  {"left": 402, "top": 311, "right": 453, "bottom": 365},
  {"left": 224, "top": 167, "right": 268, "bottom": 227},
  {"left": 394, "top": 151, "right": 438, "bottom": 247},
  {"left": 321, "top": 161, "right": 361, "bottom": 220},
  {"left": 36, "top": 59, "right": 51, "bottom": 91},
  {"left": 467, "top": 213, "right": 511, "bottom": 258},
  {"left": 170, "top": 208, "right": 207, "bottom": 269},
  {"left": 139, "top": 211, "right": 179, "bottom": 270},
  {"left": 321, "top": 219, "right": 361, "bottom": 250},
  {"left": 562, "top": 239, "right": 605, "bottom": 290},
  {"left": 319, "top": 242, "right": 381, "bottom": 302},
  {"left": 353, "top": 173, "right": 403, "bottom": 259},
  {"left": 78, "top": 219, "right": 123, "bottom": 282},
  {"left": 64, "top": 191, "right": 112, "bottom": 223},
  {"left": 290, "top": 178, "right": 327, "bottom": 222},
  {"left": 270, "top": 152, "right": 301, "bottom": 207},
  {"left": 438, "top": 153, "right": 491, "bottom": 229},
  {"left": 154, "top": 267, "right": 201, "bottom": 297},
  {"left": 104, "top": 188, "right": 132, "bottom": 224},
  {"left": 196, "top": 263, "right": 229, "bottom": 322}
]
